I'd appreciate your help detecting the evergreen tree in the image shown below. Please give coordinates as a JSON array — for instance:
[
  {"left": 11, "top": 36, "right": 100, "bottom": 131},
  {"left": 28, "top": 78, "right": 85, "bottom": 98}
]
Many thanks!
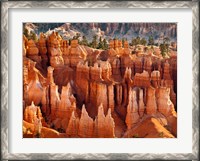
[
  {"left": 81, "top": 36, "right": 88, "bottom": 46},
  {"left": 135, "top": 36, "right": 141, "bottom": 45},
  {"left": 160, "top": 37, "right": 170, "bottom": 57},
  {"left": 23, "top": 28, "right": 29, "bottom": 38},
  {"left": 131, "top": 37, "right": 141, "bottom": 46},
  {"left": 31, "top": 32, "right": 38, "bottom": 42},
  {"left": 122, "top": 38, "right": 125, "bottom": 47},
  {"left": 160, "top": 44, "right": 166, "bottom": 57},
  {"left": 140, "top": 38, "right": 147, "bottom": 46},
  {"left": 97, "top": 36, "right": 104, "bottom": 49},
  {"left": 91, "top": 35, "right": 98, "bottom": 48},
  {"left": 103, "top": 38, "right": 108, "bottom": 50},
  {"left": 148, "top": 35, "right": 154, "bottom": 46}
]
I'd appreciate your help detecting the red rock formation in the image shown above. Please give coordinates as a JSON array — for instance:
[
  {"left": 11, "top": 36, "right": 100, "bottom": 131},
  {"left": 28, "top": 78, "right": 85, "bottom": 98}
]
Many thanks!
[
  {"left": 78, "top": 105, "right": 94, "bottom": 138},
  {"left": 108, "top": 40, "right": 118, "bottom": 57},
  {"left": 23, "top": 32, "right": 177, "bottom": 138},
  {"left": 62, "top": 40, "right": 70, "bottom": 65},
  {"left": 47, "top": 32, "right": 64, "bottom": 67},
  {"left": 27, "top": 40, "right": 39, "bottom": 55},
  {"left": 38, "top": 33, "right": 47, "bottom": 55},
  {"left": 143, "top": 57, "right": 152, "bottom": 75},
  {"left": 69, "top": 39, "right": 86, "bottom": 68},
  {"left": 139, "top": 88, "right": 145, "bottom": 117},
  {"left": 163, "top": 60, "right": 171, "bottom": 80},
  {"left": 111, "top": 58, "right": 122, "bottom": 80},
  {"left": 24, "top": 101, "right": 43, "bottom": 124},
  {"left": 146, "top": 86, "right": 157, "bottom": 115},
  {"left": 151, "top": 70, "right": 161, "bottom": 88},
  {"left": 76, "top": 62, "right": 90, "bottom": 103},
  {"left": 161, "top": 80, "right": 176, "bottom": 108},
  {"left": 96, "top": 83, "right": 108, "bottom": 113},
  {"left": 157, "top": 87, "right": 175, "bottom": 117},
  {"left": 26, "top": 39, "right": 41, "bottom": 63},
  {"left": 134, "top": 57, "right": 143, "bottom": 74},
  {"left": 38, "top": 33, "right": 48, "bottom": 69},
  {"left": 66, "top": 111, "right": 79, "bottom": 137},
  {"left": 120, "top": 45, "right": 133, "bottom": 77},
  {"left": 33, "top": 117, "right": 42, "bottom": 137},
  {"left": 26, "top": 61, "right": 44, "bottom": 105},
  {"left": 23, "top": 35, "right": 28, "bottom": 57},
  {"left": 99, "top": 61, "right": 112, "bottom": 81},
  {"left": 61, "top": 83, "right": 73, "bottom": 107},
  {"left": 108, "top": 84, "right": 115, "bottom": 112},
  {"left": 124, "top": 67, "right": 132, "bottom": 83},
  {"left": 90, "top": 63, "right": 103, "bottom": 81},
  {"left": 47, "top": 66, "right": 55, "bottom": 85},
  {"left": 125, "top": 89, "right": 140, "bottom": 129},
  {"left": 123, "top": 41, "right": 130, "bottom": 55},
  {"left": 105, "top": 108, "right": 115, "bottom": 137},
  {"left": 49, "top": 83, "right": 60, "bottom": 120},
  {"left": 133, "top": 70, "right": 151, "bottom": 87},
  {"left": 118, "top": 40, "right": 124, "bottom": 56},
  {"left": 114, "top": 39, "right": 119, "bottom": 54},
  {"left": 94, "top": 104, "right": 115, "bottom": 138},
  {"left": 123, "top": 117, "right": 175, "bottom": 138},
  {"left": 115, "top": 84, "right": 123, "bottom": 106}
]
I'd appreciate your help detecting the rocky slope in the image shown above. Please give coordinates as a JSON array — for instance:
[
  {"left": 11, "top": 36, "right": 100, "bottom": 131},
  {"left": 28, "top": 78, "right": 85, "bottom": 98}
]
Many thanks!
[{"left": 24, "top": 23, "right": 177, "bottom": 42}]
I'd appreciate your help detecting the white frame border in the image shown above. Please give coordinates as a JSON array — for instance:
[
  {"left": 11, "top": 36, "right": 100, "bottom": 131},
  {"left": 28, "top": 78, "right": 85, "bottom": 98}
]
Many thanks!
[{"left": 1, "top": 1, "right": 199, "bottom": 160}]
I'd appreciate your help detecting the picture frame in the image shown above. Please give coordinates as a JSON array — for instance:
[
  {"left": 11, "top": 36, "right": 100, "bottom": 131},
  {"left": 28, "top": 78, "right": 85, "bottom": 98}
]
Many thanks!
[{"left": 1, "top": 0, "right": 199, "bottom": 160}]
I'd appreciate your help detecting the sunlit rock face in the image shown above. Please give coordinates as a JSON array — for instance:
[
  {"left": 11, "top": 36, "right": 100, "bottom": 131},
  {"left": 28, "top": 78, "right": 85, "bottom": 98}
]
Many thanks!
[
  {"left": 23, "top": 28, "right": 177, "bottom": 138},
  {"left": 38, "top": 33, "right": 48, "bottom": 69},
  {"left": 146, "top": 86, "right": 157, "bottom": 115},
  {"left": 157, "top": 87, "right": 175, "bottom": 117},
  {"left": 47, "top": 31, "right": 64, "bottom": 68},
  {"left": 125, "top": 89, "right": 140, "bottom": 129},
  {"left": 78, "top": 105, "right": 94, "bottom": 138},
  {"left": 24, "top": 102, "right": 43, "bottom": 124}
]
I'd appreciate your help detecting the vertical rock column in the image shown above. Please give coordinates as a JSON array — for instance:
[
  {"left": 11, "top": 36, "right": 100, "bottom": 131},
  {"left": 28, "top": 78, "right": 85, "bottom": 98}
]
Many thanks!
[
  {"left": 151, "top": 70, "right": 161, "bottom": 88},
  {"left": 76, "top": 62, "right": 90, "bottom": 104},
  {"left": 94, "top": 104, "right": 115, "bottom": 138},
  {"left": 38, "top": 33, "right": 48, "bottom": 69},
  {"left": 47, "top": 32, "right": 64, "bottom": 68},
  {"left": 108, "top": 84, "right": 115, "bottom": 112},
  {"left": 157, "top": 87, "right": 175, "bottom": 117},
  {"left": 111, "top": 58, "right": 122, "bottom": 80},
  {"left": 62, "top": 40, "right": 70, "bottom": 65},
  {"left": 143, "top": 57, "right": 152, "bottom": 75},
  {"left": 47, "top": 66, "right": 61, "bottom": 120},
  {"left": 26, "top": 40, "right": 41, "bottom": 63},
  {"left": 146, "top": 86, "right": 157, "bottom": 115},
  {"left": 163, "top": 61, "right": 171, "bottom": 80},
  {"left": 139, "top": 88, "right": 145, "bottom": 117},
  {"left": 96, "top": 83, "right": 108, "bottom": 114},
  {"left": 66, "top": 111, "right": 79, "bottom": 137},
  {"left": 115, "top": 84, "right": 123, "bottom": 106},
  {"left": 125, "top": 89, "right": 140, "bottom": 130},
  {"left": 78, "top": 105, "right": 94, "bottom": 138}
]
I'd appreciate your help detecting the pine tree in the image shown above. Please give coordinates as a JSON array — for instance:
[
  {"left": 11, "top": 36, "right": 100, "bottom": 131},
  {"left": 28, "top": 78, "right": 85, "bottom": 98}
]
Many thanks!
[
  {"left": 23, "top": 28, "right": 29, "bottom": 38},
  {"left": 91, "top": 35, "right": 98, "bottom": 48},
  {"left": 81, "top": 36, "right": 88, "bottom": 46},
  {"left": 103, "top": 39, "right": 108, "bottom": 50},
  {"left": 97, "top": 36, "right": 104, "bottom": 49},
  {"left": 148, "top": 35, "right": 154, "bottom": 46},
  {"left": 140, "top": 38, "right": 147, "bottom": 46},
  {"left": 135, "top": 36, "right": 141, "bottom": 45}
]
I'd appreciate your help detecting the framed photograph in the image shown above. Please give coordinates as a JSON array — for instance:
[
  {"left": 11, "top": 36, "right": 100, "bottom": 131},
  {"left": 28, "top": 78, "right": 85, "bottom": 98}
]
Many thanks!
[{"left": 1, "top": 1, "right": 199, "bottom": 160}]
